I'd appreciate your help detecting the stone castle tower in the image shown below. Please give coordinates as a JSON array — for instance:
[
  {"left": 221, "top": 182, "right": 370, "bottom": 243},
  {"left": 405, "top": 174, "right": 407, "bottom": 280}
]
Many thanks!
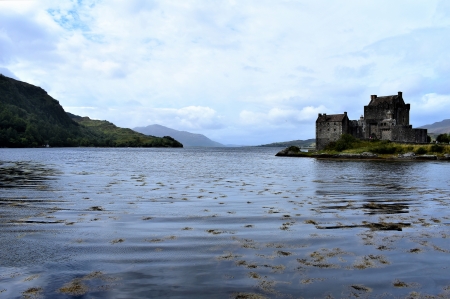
[{"left": 316, "top": 92, "right": 427, "bottom": 150}]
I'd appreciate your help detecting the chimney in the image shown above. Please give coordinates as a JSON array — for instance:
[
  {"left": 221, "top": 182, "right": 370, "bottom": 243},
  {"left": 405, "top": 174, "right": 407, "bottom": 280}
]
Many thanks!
[
  {"left": 318, "top": 113, "right": 322, "bottom": 117},
  {"left": 398, "top": 91, "right": 402, "bottom": 98},
  {"left": 370, "top": 95, "right": 377, "bottom": 101}
]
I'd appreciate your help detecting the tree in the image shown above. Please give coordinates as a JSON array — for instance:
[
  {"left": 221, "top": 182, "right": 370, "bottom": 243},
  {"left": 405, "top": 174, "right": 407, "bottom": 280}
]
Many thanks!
[{"left": 436, "top": 134, "right": 449, "bottom": 144}]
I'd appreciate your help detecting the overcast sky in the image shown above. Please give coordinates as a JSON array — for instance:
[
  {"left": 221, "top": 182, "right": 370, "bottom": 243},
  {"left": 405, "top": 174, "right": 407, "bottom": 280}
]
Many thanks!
[{"left": 1, "top": 0, "right": 449, "bottom": 145}]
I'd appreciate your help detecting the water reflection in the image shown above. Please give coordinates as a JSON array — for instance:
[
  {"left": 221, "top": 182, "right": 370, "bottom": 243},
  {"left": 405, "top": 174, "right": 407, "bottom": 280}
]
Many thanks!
[{"left": 0, "top": 161, "right": 56, "bottom": 189}]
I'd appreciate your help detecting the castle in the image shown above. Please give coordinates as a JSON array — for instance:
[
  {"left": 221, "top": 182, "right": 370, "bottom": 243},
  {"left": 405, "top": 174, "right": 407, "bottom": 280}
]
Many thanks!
[{"left": 316, "top": 92, "right": 428, "bottom": 150}]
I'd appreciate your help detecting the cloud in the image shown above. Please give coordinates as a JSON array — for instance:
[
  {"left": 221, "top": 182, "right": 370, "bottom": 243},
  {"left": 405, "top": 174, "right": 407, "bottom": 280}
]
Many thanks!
[
  {"left": 334, "top": 63, "right": 375, "bottom": 78},
  {"left": 243, "top": 65, "right": 263, "bottom": 72},
  {"left": 239, "top": 105, "right": 327, "bottom": 127},
  {"left": 2, "top": 1, "right": 450, "bottom": 144},
  {"left": 0, "top": 8, "right": 62, "bottom": 64},
  {"left": 295, "top": 66, "right": 314, "bottom": 73},
  {"left": 64, "top": 105, "right": 225, "bottom": 131},
  {"left": 417, "top": 93, "right": 450, "bottom": 112}
]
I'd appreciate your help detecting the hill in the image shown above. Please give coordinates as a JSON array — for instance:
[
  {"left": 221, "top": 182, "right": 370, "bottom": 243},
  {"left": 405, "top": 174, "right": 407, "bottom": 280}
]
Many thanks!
[
  {"left": 68, "top": 115, "right": 183, "bottom": 147},
  {"left": 133, "top": 124, "right": 224, "bottom": 147},
  {"left": 258, "top": 138, "right": 316, "bottom": 148},
  {"left": 419, "top": 119, "right": 450, "bottom": 134},
  {"left": 0, "top": 74, "right": 182, "bottom": 147}
]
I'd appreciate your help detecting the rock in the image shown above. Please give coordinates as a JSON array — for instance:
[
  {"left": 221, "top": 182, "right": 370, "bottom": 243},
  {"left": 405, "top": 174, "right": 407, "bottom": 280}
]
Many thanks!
[
  {"left": 275, "top": 148, "right": 289, "bottom": 156},
  {"left": 398, "top": 152, "right": 415, "bottom": 158},
  {"left": 275, "top": 148, "right": 308, "bottom": 157}
]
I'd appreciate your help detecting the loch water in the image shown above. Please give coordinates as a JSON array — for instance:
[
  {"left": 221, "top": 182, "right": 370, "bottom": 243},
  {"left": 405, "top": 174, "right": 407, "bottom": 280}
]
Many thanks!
[{"left": 0, "top": 147, "right": 449, "bottom": 298}]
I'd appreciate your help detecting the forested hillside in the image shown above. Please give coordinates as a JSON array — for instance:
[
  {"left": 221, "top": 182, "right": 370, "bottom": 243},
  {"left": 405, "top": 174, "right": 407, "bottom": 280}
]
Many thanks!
[
  {"left": 70, "top": 115, "right": 183, "bottom": 147},
  {"left": 0, "top": 74, "right": 182, "bottom": 148}
]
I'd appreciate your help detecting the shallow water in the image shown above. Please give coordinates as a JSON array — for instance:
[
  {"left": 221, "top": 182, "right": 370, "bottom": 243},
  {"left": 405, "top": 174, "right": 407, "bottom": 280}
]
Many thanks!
[{"left": 0, "top": 147, "right": 449, "bottom": 298}]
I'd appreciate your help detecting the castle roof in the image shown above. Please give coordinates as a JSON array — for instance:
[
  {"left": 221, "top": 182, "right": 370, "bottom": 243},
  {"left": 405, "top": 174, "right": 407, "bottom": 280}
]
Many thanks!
[
  {"left": 368, "top": 93, "right": 405, "bottom": 106},
  {"left": 316, "top": 113, "right": 347, "bottom": 122}
]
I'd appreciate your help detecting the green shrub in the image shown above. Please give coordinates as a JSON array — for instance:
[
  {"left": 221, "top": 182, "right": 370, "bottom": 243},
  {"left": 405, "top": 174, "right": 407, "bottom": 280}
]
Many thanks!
[
  {"left": 325, "top": 134, "right": 358, "bottom": 151},
  {"left": 415, "top": 147, "right": 427, "bottom": 155},
  {"left": 324, "top": 141, "right": 337, "bottom": 151},
  {"left": 287, "top": 145, "right": 300, "bottom": 153},
  {"left": 372, "top": 144, "right": 398, "bottom": 154},
  {"left": 430, "top": 144, "right": 444, "bottom": 153}
]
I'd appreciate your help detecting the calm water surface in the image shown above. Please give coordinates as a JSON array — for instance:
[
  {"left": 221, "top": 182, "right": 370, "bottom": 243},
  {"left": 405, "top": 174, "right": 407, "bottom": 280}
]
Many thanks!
[{"left": 0, "top": 147, "right": 449, "bottom": 298}]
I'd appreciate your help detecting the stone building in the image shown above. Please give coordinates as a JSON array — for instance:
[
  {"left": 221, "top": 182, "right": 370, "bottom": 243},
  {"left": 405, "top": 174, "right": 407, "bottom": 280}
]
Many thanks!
[{"left": 316, "top": 92, "right": 428, "bottom": 150}]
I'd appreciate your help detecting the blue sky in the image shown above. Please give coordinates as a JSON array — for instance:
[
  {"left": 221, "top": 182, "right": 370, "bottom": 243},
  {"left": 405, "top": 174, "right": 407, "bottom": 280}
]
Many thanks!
[{"left": 1, "top": 0, "right": 450, "bottom": 145}]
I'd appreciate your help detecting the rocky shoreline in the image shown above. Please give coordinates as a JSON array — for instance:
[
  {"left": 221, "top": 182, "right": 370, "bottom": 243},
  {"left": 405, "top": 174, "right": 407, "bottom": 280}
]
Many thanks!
[{"left": 275, "top": 148, "right": 450, "bottom": 161}]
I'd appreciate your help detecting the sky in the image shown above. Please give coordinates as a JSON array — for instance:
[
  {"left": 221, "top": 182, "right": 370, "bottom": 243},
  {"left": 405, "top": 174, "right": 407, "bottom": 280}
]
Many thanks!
[{"left": 1, "top": 0, "right": 450, "bottom": 145}]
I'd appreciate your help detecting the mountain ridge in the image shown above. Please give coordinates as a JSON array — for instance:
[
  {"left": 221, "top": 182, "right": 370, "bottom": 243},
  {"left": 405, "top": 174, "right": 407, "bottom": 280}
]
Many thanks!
[
  {"left": 419, "top": 119, "right": 450, "bottom": 134},
  {"left": 134, "top": 124, "right": 224, "bottom": 147}
]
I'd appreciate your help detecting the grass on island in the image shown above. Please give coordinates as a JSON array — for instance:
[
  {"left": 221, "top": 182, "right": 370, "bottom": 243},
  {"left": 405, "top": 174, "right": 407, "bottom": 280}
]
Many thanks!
[{"left": 287, "top": 134, "right": 450, "bottom": 158}]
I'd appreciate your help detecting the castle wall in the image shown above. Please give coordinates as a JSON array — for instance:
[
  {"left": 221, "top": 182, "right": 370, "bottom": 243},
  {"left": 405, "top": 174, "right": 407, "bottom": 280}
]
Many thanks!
[
  {"left": 389, "top": 126, "right": 427, "bottom": 143},
  {"left": 396, "top": 104, "right": 410, "bottom": 126},
  {"left": 381, "top": 129, "right": 392, "bottom": 140},
  {"left": 364, "top": 105, "right": 389, "bottom": 122},
  {"left": 316, "top": 120, "right": 345, "bottom": 150},
  {"left": 414, "top": 129, "right": 428, "bottom": 143}
]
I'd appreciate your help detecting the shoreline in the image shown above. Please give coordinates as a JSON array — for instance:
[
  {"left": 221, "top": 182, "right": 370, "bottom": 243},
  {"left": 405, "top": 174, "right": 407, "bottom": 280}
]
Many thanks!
[{"left": 275, "top": 148, "right": 450, "bottom": 161}]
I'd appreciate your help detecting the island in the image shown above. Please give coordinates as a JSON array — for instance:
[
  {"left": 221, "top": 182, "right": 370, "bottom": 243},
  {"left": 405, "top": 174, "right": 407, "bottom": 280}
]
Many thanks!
[
  {"left": 276, "top": 134, "right": 450, "bottom": 160},
  {"left": 277, "top": 91, "right": 450, "bottom": 160}
]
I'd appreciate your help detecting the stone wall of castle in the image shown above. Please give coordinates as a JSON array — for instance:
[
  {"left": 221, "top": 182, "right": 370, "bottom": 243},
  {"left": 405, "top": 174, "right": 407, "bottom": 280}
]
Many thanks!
[
  {"left": 315, "top": 113, "right": 347, "bottom": 150},
  {"left": 390, "top": 126, "right": 428, "bottom": 143}
]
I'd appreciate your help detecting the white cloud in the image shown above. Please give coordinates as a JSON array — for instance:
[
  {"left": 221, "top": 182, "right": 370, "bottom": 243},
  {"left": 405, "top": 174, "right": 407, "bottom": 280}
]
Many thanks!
[
  {"left": 239, "top": 105, "right": 327, "bottom": 127},
  {"left": 418, "top": 93, "right": 450, "bottom": 112},
  {"left": 2, "top": 0, "right": 450, "bottom": 144},
  {"left": 64, "top": 105, "right": 224, "bottom": 131}
]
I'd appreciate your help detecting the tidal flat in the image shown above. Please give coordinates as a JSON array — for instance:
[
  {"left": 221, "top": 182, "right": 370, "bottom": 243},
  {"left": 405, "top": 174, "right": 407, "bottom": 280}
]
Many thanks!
[{"left": 0, "top": 147, "right": 449, "bottom": 298}]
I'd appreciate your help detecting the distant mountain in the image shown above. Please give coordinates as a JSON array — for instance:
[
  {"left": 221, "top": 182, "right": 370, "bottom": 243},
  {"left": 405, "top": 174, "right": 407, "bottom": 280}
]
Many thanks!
[
  {"left": 134, "top": 124, "right": 224, "bottom": 147},
  {"left": 419, "top": 119, "right": 450, "bottom": 134},
  {"left": 258, "top": 139, "right": 316, "bottom": 147},
  {"left": 0, "top": 74, "right": 182, "bottom": 148},
  {"left": 68, "top": 115, "right": 183, "bottom": 148}
]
